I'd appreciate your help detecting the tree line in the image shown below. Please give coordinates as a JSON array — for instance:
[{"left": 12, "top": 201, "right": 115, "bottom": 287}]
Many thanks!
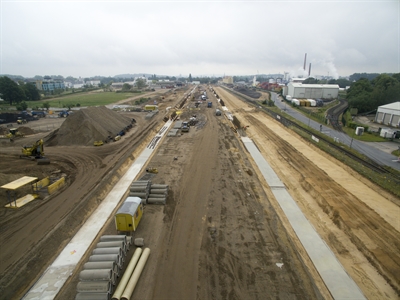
[
  {"left": 346, "top": 73, "right": 400, "bottom": 114},
  {"left": 0, "top": 76, "right": 41, "bottom": 106}
]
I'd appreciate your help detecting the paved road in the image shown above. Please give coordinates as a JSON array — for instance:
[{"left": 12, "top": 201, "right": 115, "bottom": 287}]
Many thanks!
[{"left": 271, "top": 93, "right": 400, "bottom": 171}]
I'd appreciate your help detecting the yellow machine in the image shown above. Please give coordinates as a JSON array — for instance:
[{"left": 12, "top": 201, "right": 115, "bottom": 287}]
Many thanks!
[
  {"left": 21, "top": 139, "right": 50, "bottom": 164},
  {"left": 21, "top": 139, "right": 45, "bottom": 158},
  {"left": 94, "top": 140, "right": 104, "bottom": 146},
  {"left": 6, "top": 128, "right": 24, "bottom": 140},
  {"left": 145, "top": 167, "right": 158, "bottom": 174},
  {"left": 17, "top": 117, "right": 27, "bottom": 124}
]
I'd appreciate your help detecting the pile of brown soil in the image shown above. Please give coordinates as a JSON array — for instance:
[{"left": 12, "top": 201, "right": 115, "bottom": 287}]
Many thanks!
[
  {"left": 0, "top": 126, "right": 8, "bottom": 135},
  {"left": 18, "top": 126, "right": 36, "bottom": 135},
  {"left": 45, "top": 106, "right": 133, "bottom": 146},
  {"left": 0, "top": 126, "right": 35, "bottom": 136}
]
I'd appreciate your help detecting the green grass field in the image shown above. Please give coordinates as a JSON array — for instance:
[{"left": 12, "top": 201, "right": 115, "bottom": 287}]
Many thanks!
[{"left": 38, "top": 91, "right": 137, "bottom": 108}]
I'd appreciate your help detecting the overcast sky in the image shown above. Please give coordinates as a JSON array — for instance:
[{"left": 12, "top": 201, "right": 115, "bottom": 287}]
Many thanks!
[{"left": 1, "top": 0, "right": 399, "bottom": 79}]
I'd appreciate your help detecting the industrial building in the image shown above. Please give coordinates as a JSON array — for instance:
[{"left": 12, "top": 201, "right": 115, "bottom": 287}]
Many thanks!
[
  {"left": 284, "top": 82, "right": 339, "bottom": 99},
  {"left": 374, "top": 101, "right": 400, "bottom": 128}
]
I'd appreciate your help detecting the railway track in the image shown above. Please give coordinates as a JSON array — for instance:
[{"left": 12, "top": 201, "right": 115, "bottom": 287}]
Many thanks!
[
  {"left": 219, "top": 86, "right": 400, "bottom": 183},
  {"left": 326, "top": 98, "right": 348, "bottom": 132}
]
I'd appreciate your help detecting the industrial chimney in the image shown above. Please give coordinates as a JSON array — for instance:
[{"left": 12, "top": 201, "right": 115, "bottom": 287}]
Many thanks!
[
  {"left": 303, "top": 53, "right": 307, "bottom": 70},
  {"left": 308, "top": 63, "right": 312, "bottom": 77}
]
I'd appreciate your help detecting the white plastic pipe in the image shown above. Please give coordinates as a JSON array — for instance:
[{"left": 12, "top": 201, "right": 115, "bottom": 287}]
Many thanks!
[
  {"left": 121, "top": 248, "right": 150, "bottom": 300},
  {"left": 111, "top": 247, "right": 142, "bottom": 300}
]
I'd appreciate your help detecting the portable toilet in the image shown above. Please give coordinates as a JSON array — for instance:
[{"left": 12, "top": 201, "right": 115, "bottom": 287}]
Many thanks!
[{"left": 115, "top": 197, "right": 143, "bottom": 232}]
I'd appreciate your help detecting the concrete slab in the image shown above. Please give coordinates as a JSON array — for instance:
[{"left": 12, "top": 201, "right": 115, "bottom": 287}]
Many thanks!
[
  {"left": 241, "top": 136, "right": 366, "bottom": 300},
  {"left": 167, "top": 129, "right": 179, "bottom": 136},
  {"left": 23, "top": 120, "right": 173, "bottom": 300},
  {"left": 173, "top": 121, "right": 183, "bottom": 129}
]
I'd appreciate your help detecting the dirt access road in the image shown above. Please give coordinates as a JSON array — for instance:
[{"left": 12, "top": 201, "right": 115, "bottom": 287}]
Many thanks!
[
  {"left": 58, "top": 86, "right": 323, "bottom": 300},
  {"left": 215, "top": 86, "right": 400, "bottom": 299}
]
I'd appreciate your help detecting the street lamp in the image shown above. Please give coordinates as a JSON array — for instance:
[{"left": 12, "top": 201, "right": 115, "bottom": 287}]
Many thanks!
[{"left": 349, "top": 130, "right": 355, "bottom": 149}]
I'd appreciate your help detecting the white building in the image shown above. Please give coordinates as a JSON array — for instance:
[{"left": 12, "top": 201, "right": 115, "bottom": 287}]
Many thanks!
[
  {"left": 285, "top": 82, "right": 339, "bottom": 99},
  {"left": 223, "top": 76, "right": 233, "bottom": 84},
  {"left": 374, "top": 101, "right": 400, "bottom": 128}
]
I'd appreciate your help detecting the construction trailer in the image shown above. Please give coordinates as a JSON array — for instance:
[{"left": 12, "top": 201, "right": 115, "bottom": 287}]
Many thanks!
[
  {"left": 115, "top": 197, "right": 143, "bottom": 232},
  {"left": 144, "top": 105, "right": 158, "bottom": 111}
]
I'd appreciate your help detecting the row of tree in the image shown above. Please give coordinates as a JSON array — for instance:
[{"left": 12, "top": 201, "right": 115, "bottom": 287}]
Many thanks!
[
  {"left": 0, "top": 76, "right": 41, "bottom": 105},
  {"left": 346, "top": 73, "right": 400, "bottom": 114},
  {"left": 301, "top": 77, "right": 352, "bottom": 88}
]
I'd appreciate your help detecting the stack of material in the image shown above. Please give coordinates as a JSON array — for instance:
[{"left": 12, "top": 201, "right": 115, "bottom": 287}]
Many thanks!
[
  {"left": 129, "top": 180, "right": 151, "bottom": 204},
  {"left": 145, "top": 111, "right": 158, "bottom": 120},
  {"left": 147, "top": 184, "right": 169, "bottom": 205},
  {"left": 75, "top": 235, "right": 131, "bottom": 300}
]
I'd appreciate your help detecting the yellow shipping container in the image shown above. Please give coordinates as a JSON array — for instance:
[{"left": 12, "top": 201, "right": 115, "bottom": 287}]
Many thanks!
[
  {"left": 144, "top": 105, "right": 158, "bottom": 111},
  {"left": 115, "top": 197, "right": 143, "bottom": 232}
]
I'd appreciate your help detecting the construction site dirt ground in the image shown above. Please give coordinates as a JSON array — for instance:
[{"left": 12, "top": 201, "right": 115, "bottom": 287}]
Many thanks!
[{"left": 0, "top": 85, "right": 399, "bottom": 300}]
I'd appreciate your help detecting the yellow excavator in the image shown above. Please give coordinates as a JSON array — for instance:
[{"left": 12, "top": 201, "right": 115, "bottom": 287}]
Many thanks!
[
  {"left": 21, "top": 139, "right": 50, "bottom": 164},
  {"left": 6, "top": 128, "right": 24, "bottom": 141}
]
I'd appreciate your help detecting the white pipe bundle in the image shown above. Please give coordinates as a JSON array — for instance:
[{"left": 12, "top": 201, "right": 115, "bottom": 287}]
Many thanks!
[
  {"left": 111, "top": 248, "right": 143, "bottom": 300},
  {"left": 120, "top": 248, "right": 150, "bottom": 300}
]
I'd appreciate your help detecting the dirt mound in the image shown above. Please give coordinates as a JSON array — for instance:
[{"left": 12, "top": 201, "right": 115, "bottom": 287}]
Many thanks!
[
  {"left": 45, "top": 106, "right": 133, "bottom": 146},
  {"left": 0, "top": 126, "right": 34, "bottom": 136},
  {"left": 18, "top": 126, "right": 36, "bottom": 135}
]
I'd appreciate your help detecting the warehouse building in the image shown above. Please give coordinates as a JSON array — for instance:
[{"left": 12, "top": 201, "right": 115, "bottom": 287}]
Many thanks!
[
  {"left": 285, "top": 82, "right": 339, "bottom": 99},
  {"left": 374, "top": 101, "right": 400, "bottom": 128}
]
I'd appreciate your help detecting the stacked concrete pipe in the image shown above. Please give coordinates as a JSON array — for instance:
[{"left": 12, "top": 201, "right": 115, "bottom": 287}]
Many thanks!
[
  {"left": 129, "top": 180, "right": 151, "bottom": 204},
  {"left": 76, "top": 235, "right": 131, "bottom": 299},
  {"left": 147, "top": 184, "right": 169, "bottom": 205}
]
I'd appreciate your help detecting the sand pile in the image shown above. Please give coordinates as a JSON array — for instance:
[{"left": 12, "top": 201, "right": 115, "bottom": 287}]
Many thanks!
[
  {"left": 0, "top": 126, "right": 35, "bottom": 136},
  {"left": 45, "top": 106, "right": 133, "bottom": 146}
]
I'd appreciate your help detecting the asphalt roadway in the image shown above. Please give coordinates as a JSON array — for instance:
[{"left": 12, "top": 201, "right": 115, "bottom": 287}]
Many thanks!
[{"left": 271, "top": 93, "right": 400, "bottom": 171}]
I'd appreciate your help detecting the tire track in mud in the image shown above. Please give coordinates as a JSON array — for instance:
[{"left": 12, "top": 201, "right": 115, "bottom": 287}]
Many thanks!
[
  {"left": 198, "top": 118, "right": 319, "bottom": 299},
  {"left": 244, "top": 114, "right": 400, "bottom": 294}
]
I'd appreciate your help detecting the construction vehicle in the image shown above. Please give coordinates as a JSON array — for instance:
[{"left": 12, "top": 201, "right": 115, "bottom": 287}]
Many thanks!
[
  {"left": 181, "top": 121, "right": 190, "bottom": 132},
  {"left": 94, "top": 140, "right": 104, "bottom": 146},
  {"left": 31, "top": 111, "right": 46, "bottom": 118},
  {"left": 207, "top": 102, "right": 212, "bottom": 108},
  {"left": 6, "top": 128, "right": 24, "bottom": 140},
  {"left": 145, "top": 167, "right": 158, "bottom": 174},
  {"left": 58, "top": 110, "right": 69, "bottom": 118},
  {"left": 17, "top": 117, "right": 28, "bottom": 124},
  {"left": 21, "top": 139, "right": 50, "bottom": 164}
]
